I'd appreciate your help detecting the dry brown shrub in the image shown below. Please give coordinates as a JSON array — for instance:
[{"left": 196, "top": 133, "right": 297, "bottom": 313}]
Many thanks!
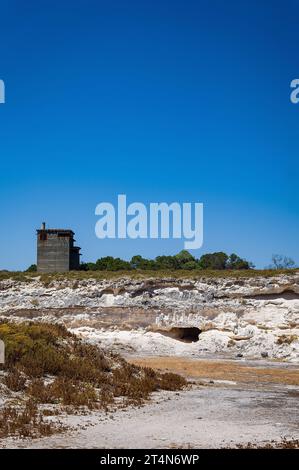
[
  {"left": 276, "top": 334, "right": 298, "bottom": 345},
  {"left": 0, "top": 321, "right": 187, "bottom": 438},
  {"left": 3, "top": 369, "right": 26, "bottom": 392},
  {"left": 0, "top": 400, "right": 63, "bottom": 438}
]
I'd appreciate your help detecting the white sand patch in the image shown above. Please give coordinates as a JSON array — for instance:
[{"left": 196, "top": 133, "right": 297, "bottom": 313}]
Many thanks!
[{"left": 71, "top": 327, "right": 191, "bottom": 356}]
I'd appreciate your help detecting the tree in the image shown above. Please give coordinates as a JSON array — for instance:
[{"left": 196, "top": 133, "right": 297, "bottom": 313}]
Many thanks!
[
  {"left": 130, "top": 255, "right": 155, "bottom": 270},
  {"left": 271, "top": 254, "right": 295, "bottom": 270},
  {"left": 25, "top": 264, "right": 37, "bottom": 272},
  {"left": 95, "top": 256, "right": 132, "bottom": 271},
  {"left": 130, "top": 255, "right": 143, "bottom": 269},
  {"left": 80, "top": 262, "right": 97, "bottom": 271},
  {"left": 226, "top": 253, "right": 251, "bottom": 270},
  {"left": 182, "top": 260, "right": 199, "bottom": 270},
  {"left": 198, "top": 252, "right": 228, "bottom": 270},
  {"left": 174, "top": 250, "right": 196, "bottom": 268},
  {"left": 155, "top": 255, "right": 179, "bottom": 270}
]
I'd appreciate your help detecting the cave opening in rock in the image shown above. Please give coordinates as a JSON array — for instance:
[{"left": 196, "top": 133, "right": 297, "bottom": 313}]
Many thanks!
[{"left": 159, "top": 327, "right": 201, "bottom": 343}]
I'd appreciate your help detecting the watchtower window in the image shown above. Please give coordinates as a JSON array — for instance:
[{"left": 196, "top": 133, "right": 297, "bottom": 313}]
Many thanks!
[{"left": 39, "top": 233, "right": 47, "bottom": 241}]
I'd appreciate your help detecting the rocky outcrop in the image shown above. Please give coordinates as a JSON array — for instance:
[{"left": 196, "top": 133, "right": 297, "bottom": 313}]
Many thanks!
[{"left": 0, "top": 273, "right": 298, "bottom": 361}]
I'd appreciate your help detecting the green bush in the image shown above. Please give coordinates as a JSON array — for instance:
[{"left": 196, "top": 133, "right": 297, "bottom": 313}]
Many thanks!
[
  {"left": 26, "top": 264, "right": 37, "bottom": 272},
  {"left": 78, "top": 250, "right": 253, "bottom": 272}
]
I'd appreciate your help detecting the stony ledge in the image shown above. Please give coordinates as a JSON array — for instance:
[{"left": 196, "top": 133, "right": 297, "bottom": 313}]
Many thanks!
[{"left": 0, "top": 273, "right": 298, "bottom": 362}]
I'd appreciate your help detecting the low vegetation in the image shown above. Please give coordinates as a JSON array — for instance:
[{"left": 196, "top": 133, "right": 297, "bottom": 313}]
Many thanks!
[
  {"left": 0, "top": 250, "right": 294, "bottom": 281},
  {"left": 0, "top": 268, "right": 297, "bottom": 285},
  {"left": 236, "top": 438, "right": 299, "bottom": 449},
  {"left": 0, "top": 322, "right": 186, "bottom": 439},
  {"left": 0, "top": 400, "right": 60, "bottom": 439},
  {"left": 276, "top": 334, "right": 298, "bottom": 345}
]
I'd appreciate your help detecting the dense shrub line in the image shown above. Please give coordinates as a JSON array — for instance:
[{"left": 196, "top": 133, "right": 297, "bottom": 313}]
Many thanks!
[{"left": 79, "top": 250, "right": 252, "bottom": 272}]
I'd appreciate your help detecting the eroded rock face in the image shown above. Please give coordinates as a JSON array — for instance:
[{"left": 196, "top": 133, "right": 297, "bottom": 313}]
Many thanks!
[{"left": 0, "top": 273, "right": 298, "bottom": 361}]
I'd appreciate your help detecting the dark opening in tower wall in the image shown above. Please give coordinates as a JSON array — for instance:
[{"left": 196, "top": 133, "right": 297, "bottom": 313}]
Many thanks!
[{"left": 156, "top": 327, "right": 201, "bottom": 343}]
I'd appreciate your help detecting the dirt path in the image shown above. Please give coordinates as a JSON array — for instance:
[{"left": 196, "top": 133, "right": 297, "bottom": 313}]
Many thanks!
[{"left": 4, "top": 383, "right": 298, "bottom": 449}]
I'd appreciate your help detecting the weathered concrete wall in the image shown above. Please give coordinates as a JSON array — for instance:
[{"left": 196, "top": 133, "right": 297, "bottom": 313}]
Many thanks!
[
  {"left": 37, "top": 234, "right": 70, "bottom": 273},
  {"left": 70, "top": 249, "right": 80, "bottom": 270}
]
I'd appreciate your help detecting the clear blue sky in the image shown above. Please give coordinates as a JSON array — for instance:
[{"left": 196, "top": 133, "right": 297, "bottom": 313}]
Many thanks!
[{"left": 0, "top": 0, "right": 298, "bottom": 270}]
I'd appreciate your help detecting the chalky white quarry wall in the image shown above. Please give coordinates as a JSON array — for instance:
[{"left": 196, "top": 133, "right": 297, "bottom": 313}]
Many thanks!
[{"left": 0, "top": 274, "right": 298, "bottom": 361}]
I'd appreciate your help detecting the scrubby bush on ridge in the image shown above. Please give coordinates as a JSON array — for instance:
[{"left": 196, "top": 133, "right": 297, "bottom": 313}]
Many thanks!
[{"left": 0, "top": 322, "right": 186, "bottom": 439}]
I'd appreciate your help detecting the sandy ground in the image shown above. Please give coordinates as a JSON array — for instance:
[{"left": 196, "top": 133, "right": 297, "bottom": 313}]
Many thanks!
[
  {"left": 2, "top": 358, "right": 298, "bottom": 449},
  {"left": 127, "top": 356, "right": 299, "bottom": 385},
  {"left": 3, "top": 385, "right": 298, "bottom": 449}
]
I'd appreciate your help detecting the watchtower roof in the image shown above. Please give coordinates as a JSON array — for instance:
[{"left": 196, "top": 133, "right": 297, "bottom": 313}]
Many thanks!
[{"left": 36, "top": 228, "right": 75, "bottom": 236}]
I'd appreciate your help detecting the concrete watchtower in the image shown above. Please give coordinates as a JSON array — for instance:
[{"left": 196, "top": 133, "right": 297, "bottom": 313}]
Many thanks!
[{"left": 36, "top": 222, "right": 81, "bottom": 273}]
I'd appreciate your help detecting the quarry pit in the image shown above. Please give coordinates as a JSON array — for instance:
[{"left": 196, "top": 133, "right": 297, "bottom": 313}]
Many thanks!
[{"left": 0, "top": 272, "right": 298, "bottom": 448}]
